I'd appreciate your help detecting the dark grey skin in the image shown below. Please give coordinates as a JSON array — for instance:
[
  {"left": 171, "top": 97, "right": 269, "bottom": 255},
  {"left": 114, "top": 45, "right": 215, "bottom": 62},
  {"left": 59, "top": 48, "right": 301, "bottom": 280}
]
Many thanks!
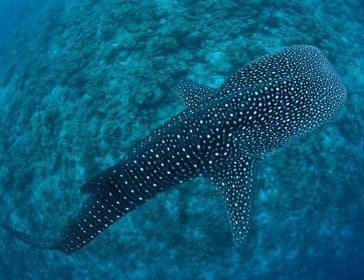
[{"left": 1, "top": 45, "right": 347, "bottom": 254}]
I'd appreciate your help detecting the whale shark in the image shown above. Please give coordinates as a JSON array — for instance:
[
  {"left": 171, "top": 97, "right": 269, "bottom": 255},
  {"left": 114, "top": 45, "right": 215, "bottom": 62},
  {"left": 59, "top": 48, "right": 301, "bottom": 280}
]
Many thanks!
[{"left": 1, "top": 45, "right": 347, "bottom": 254}]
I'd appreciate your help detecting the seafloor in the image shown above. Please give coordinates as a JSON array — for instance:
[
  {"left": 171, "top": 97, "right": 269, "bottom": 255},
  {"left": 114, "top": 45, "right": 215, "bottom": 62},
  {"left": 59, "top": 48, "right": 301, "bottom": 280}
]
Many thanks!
[{"left": 0, "top": 0, "right": 363, "bottom": 279}]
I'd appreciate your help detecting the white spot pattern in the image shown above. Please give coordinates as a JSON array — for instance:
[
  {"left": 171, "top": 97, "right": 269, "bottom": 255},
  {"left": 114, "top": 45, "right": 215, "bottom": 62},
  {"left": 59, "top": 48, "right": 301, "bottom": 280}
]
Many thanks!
[{"left": 39, "top": 46, "right": 346, "bottom": 254}]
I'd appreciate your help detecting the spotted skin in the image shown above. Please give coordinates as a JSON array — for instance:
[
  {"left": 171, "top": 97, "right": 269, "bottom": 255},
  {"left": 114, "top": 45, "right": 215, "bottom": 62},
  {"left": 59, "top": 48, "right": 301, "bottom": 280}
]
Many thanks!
[
  {"left": 1, "top": 45, "right": 346, "bottom": 254},
  {"left": 176, "top": 82, "right": 217, "bottom": 109}
]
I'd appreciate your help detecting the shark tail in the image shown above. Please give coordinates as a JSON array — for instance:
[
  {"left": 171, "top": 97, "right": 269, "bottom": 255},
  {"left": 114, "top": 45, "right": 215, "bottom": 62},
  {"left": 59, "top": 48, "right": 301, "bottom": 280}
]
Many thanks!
[
  {"left": 1, "top": 223, "right": 60, "bottom": 252},
  {"left": 1, "top": 161, "right": 164, "bottom": 255}
]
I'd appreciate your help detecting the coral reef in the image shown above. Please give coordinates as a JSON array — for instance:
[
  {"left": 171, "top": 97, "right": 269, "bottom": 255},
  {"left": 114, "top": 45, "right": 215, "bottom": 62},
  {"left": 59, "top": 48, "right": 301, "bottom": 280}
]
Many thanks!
[{"left": 0, "top": 0, "right": 363, "bottom": 279}]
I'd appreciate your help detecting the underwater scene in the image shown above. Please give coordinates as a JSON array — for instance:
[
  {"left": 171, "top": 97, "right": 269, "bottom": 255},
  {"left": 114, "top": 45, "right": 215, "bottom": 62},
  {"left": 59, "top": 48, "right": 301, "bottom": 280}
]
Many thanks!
[{"left": 0, "top": 0, "right": 363, "bottom": 279}]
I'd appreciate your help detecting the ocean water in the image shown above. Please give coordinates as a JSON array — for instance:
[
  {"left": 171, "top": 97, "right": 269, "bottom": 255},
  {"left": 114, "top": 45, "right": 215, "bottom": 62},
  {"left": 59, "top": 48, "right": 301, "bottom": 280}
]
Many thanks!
[{"left": 0, "top": 0, "right": 363, "bottom": 279}]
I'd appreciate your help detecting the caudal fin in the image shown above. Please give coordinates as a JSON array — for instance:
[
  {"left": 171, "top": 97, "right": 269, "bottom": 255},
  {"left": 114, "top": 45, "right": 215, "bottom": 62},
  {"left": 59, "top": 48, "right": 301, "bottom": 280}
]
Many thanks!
[
  {"left": 2, "top": 161, "right": 162, "bottom": 254},
  {"left": 1, "top": 223, "right": 60, "bottom": 251}
]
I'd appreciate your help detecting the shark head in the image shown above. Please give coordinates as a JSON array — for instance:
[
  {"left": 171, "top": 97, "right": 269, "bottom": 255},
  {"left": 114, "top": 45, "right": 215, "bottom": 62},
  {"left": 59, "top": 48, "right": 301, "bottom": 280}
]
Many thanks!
[{"left": 211, "top": 45, "right": 347, "bottom": 159}]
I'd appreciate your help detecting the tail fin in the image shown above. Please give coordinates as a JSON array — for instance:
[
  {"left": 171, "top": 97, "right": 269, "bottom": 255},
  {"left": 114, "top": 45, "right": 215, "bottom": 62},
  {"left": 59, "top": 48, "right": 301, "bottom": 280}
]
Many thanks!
[
  {"left": 1, "top": 223, "right": 60, "bottom": 251},
  {"left": 2, "top": 162, "right": 162, "bottom": 254},
  {"left": 1, "top": 186, "right": 141, "bottom": 255},
  {"left": 53, "top": 186, "right": 145, "bottom": 254}
]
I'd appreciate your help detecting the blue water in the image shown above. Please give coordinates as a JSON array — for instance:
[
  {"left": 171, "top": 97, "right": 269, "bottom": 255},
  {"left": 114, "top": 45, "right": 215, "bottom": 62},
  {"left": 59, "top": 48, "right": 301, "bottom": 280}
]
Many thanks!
[{"left": 0, "top": 0, "right": 363, "bottom": 279}]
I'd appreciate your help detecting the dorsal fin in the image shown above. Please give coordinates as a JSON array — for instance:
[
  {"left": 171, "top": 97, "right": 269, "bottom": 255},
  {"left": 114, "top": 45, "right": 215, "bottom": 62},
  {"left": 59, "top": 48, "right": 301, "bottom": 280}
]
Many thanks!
[{"left": 175, "top": 82, "right": 217, "bottom": 109}]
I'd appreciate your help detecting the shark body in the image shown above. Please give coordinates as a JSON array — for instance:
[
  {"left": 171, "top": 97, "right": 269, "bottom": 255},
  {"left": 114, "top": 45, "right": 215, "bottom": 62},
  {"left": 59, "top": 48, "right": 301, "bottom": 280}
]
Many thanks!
[{"left": 2, "top": 45, "right": 347, "bottom": 254}]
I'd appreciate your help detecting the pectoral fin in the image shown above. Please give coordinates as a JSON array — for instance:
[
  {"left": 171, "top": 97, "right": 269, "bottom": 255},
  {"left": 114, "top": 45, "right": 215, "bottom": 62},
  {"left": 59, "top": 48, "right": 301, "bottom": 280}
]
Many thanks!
[
  {"left": 209, "top": 156, "right": 257, "bottom": 246},
  {"left": 176, "top": 82, "right": 217, "bottom": 109}
]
